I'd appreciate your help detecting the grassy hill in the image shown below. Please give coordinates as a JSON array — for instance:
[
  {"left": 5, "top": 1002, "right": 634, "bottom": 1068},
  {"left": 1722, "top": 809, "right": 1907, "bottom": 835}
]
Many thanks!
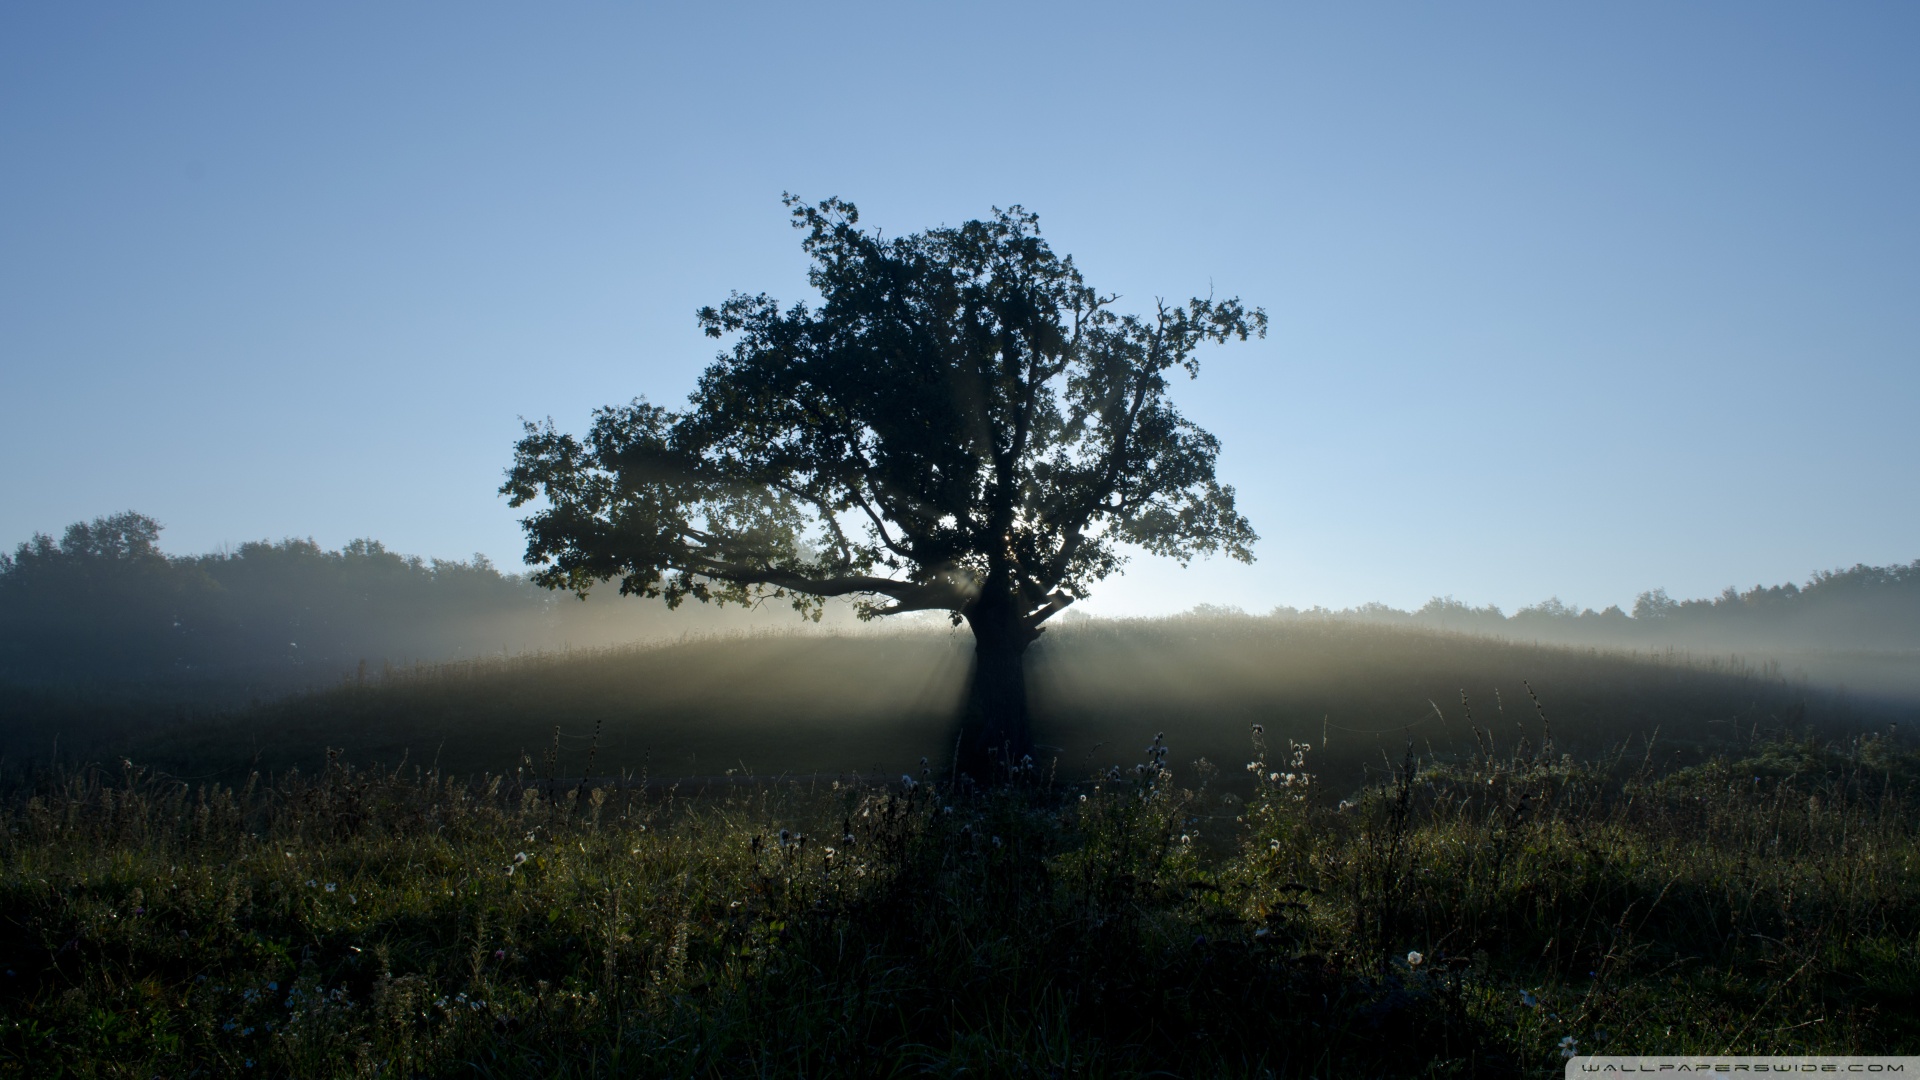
[
  {"left": 37, "top": 616, "right": 1895, "bottom": 794},
  {"left": 4, "top": 616, "right": 1918, "bottom": 1075}
]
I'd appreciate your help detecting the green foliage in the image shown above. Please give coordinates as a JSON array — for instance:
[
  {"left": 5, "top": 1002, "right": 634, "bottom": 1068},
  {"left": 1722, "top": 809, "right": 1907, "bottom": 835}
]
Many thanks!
[
  {"left": 0, "top": 514, "right": 793, "bottom": 691},
  {"left": 1282, "top": 557, "right": 1920, "bottom": 652},
  {"left": 3, "top": 726, "right": 1916, "bottom": 1077},
  {"left": 504, "top": 196, "right": 1263, "bottom": 638}
]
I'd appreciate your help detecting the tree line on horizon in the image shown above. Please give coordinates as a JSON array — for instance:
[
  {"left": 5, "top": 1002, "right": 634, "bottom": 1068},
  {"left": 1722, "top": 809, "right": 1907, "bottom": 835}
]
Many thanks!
[
  {"left": 1236, "top": 564, "right": 1920, "bottom": 652},
  {"left": 3, "top": 510, "right": 1916, "bottom": 687},
  {"left": 0, "top": 511, "right": 811, "bottom": 686}
]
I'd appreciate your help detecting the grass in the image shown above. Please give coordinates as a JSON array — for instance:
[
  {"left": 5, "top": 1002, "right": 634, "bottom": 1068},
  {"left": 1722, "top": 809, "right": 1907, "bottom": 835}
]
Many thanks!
[
  {"left": 3, "top": 713, "right": 1917, "bottom": 1077},
  {"left": 9, "top": 616, "right": 1890, "bottom": 791}
]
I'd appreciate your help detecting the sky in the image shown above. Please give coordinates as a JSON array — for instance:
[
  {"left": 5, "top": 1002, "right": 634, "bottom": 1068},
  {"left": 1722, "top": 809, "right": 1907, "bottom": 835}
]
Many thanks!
[{"left": 3, "top": 2, "right": 1917, "bottom": 618}]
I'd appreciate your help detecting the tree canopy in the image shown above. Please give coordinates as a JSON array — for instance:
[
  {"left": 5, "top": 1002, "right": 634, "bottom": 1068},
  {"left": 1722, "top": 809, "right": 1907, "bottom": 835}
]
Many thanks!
[{"left": 505, "top": 196, "right": 1263, "bottom": 635}]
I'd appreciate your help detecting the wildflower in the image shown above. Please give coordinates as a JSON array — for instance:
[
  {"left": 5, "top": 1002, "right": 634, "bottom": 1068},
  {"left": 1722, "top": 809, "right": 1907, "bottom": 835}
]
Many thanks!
[
  {"left": 920, "top": 756, "right": 928, "bottom": 766},
  {"left": 1251, "top": 723, "right": 1264, "bottom": 734},
  {"left": 1078, "top": 794, "right": 1087, "bottom": 803},
  {"left": 493, "top": 949, "right": 506, "bottom": 960},
  {"left": 1179, "top": 834, "right": 1192, "bottom": 845},
  {"left": 841, "top": 832, "right": 854, "bottom": 845},
  {"left": 1406, "top": 950, "right": 1424, "bottom": 968},
  {"left": 223, "top": 1021, "right": 237, "bottom": 1032},
  {"left": 1253, "top": 927, "right": 1270, "bottom": 938},
  {"left": 513, "top": 852, "right": 528, "bottom": 864},
  {"left": 1269, "top": 772, "right": 1281, "bottom": 783},
  {"left": 778, "top": 828, "right": 792, "bottom": 846},
  {"left": 991, "top": 836, "right": 1003, "bottom": 847},
  {"left": 241, "top": 1026, "right": 254, "bottom": 1036},
  {"left": 942, "top": 806, "right": 953, "bottom": 814},
  {"left": 1520, "top": 990, "right": 1538, "bottom": 1008},
  {"left": 306, "top": 879, "right": 318, "bottom": 888},
  {"left": 901, "top": 774, "right": 917, "bottom": 791},
  {"left": 266, "top": 982, "right": 277, "bottom": 991},
  {"left": 1559, "top": 1036, "right": 1578, "bottom": 1059},
  {"left": 324, "top": 883, "right": 336, "bottom": 893},
  {"left": 823, "top": 847, "right": 836, "bottom": 858},
  {"left": 244, "top": 1060, "right": 254, "bottom": 1069},
  {"left": 1268, "top": 839, "right": 1281, "bottom": 852},
  {"left": 348, "top": 893, "right": 357, "bottom": 905}
]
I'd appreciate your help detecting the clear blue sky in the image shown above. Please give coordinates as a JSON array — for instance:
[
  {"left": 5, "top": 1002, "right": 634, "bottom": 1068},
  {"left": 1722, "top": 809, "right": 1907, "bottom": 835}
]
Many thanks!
[{"left": 4, "top": 3, "right": 1916, "bottom": 617}]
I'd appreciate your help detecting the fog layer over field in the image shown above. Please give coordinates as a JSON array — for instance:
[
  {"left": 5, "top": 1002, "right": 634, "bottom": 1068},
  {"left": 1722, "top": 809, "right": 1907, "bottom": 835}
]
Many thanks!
[
  {"left": 4, "top": 513, "right": 1917, "bottom": 785},
  {"left": 17, "top": 618, "right": 1882, "bottom": 802}
]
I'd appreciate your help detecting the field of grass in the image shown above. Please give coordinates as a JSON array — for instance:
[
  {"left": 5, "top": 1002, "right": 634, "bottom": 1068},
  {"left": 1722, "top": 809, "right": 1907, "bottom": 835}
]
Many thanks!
[
  {"left": 2, "top": 617, "right": 1916, "bottom": 1076},
  {"left": 10, "top": 615, "right": 1896, "bottom": 792},
  {"left": 2, "top": 721, "right": 1917, "bottom": 1077}
]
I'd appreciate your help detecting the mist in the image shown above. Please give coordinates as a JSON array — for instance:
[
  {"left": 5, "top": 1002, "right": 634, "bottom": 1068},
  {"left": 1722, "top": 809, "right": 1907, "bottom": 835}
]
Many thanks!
[
  {"left": 6, "top": 511, "right": 1914, "bottom": 789},
  {"left": 0, "top": 511, "right": 857, "bottom": 690}
]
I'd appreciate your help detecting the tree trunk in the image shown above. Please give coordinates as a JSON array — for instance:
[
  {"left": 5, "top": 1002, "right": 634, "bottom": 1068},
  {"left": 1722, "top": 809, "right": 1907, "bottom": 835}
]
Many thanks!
[{"left": 954, "top": 606, "right": 1036, "bottom": 784}]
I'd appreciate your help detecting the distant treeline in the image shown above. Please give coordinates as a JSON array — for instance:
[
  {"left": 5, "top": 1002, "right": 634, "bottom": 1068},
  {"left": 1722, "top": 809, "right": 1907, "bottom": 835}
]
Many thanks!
[
  {"left": 4, "top": 511, "right": 1917, "bottom": 689},
  {"left": 1239, "top": 563, "right": 1920, "bottom": 652},
  {"left": 0, "top": 511, "right": 817, "bottom": 686}
]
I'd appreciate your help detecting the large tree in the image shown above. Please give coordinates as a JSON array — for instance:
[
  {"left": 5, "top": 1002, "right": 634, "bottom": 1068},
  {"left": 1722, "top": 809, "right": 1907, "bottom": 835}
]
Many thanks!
[{"left": 504, "top": 196, "right": 1263, "bottom": 780}]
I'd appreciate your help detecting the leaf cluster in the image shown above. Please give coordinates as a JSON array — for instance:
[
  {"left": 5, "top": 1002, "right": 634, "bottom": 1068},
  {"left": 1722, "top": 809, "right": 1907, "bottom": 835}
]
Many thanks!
[{"left": 504, "top": 196, "right": 1263, "bottom": 634}]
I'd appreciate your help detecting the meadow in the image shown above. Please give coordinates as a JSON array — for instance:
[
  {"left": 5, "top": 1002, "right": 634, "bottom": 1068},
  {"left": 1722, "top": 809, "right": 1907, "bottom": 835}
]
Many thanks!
[
  {"left": 15, "top": 615, "right": 1884, "bottom": 790},
  {"left": 2, "top": 617, "right": 1917, "bottom": 1076}
]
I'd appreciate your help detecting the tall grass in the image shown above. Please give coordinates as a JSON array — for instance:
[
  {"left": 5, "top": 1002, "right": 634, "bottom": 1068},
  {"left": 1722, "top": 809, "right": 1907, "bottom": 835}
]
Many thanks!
[{"left": 3, "top": 717, "right": 1916, "bottom": 1077}]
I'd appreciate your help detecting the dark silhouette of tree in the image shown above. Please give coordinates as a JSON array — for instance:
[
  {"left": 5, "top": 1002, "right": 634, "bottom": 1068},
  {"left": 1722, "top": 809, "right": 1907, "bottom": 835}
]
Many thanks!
[{"left": 503, "top": 196, "right": 1264, "bottom": 779}]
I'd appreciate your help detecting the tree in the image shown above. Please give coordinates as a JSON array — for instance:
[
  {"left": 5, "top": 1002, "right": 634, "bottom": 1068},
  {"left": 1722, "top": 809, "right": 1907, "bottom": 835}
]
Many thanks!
[{"left": 503, "top": 196, "right": 1263, "bottom": 780}]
